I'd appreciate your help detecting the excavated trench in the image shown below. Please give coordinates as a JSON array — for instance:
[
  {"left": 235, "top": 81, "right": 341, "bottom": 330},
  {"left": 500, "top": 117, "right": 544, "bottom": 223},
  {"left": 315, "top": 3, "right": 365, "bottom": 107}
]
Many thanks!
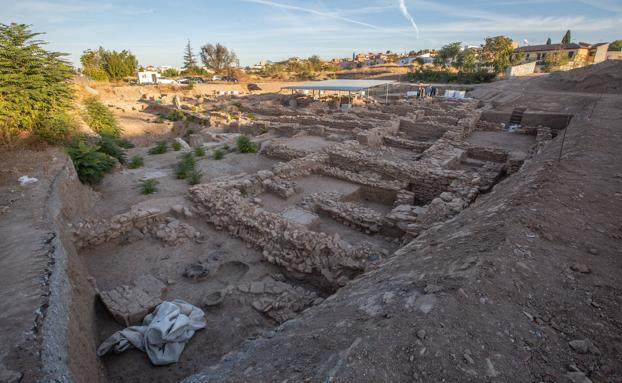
[{"left": 44, "top": 98, "right": 563, "bottom": 383}]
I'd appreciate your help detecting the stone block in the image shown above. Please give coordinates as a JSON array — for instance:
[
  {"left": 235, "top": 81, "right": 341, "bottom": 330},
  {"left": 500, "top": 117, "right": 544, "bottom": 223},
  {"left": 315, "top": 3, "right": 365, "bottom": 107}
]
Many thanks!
[{"left": 99, "top": 275, "right": 166, "bottom": 326}]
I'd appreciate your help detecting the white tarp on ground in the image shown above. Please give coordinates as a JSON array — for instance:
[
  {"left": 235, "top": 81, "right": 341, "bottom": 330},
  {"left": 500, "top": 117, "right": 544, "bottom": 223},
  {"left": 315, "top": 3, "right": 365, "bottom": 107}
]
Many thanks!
[
  {"left": 97, "top": 299, "right": 206, "bottom": 365},
  {"left": 444, "top": 90, "right": 466, "bottom": 99}
]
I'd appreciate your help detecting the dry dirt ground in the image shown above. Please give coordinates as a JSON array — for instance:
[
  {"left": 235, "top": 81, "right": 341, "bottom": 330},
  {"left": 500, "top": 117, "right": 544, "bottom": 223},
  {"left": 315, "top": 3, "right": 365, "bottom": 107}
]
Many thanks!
[
  {"left": 1, "top": 64, "right": 621, "bottom": 383},
  {"left": 179, "top": 66, "right": 622, "bottom": 382}
]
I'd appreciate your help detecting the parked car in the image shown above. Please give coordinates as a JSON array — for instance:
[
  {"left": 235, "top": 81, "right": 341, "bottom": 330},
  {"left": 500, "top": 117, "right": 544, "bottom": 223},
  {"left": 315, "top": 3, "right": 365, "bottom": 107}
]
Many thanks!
[
  {"left": 158, "top": 78, "right": 178, "bottom": 85},
  {"left": 178, "top": 76, "right": 204, "bottom": 85},
  {"left": 211, "top": 75, "right": 222, "bottom": 81},
  {"left": 223, "top": 76, "right": 239, "bottom": 83}
]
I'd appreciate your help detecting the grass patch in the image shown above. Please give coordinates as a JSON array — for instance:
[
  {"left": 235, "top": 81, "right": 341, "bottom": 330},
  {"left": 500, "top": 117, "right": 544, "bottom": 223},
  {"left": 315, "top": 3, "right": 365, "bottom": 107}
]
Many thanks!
[
  {"left": 97, "top": 135, "right": 127, "bottom": 164},
  {"left": 148, "top": 141, "right": 168, "bottom": 155},
  {"left": 236, "top": 135, "right": 258, "bottom": 153},
  {"left": 163, "top": 110, "right": 186, "bottom": 122},
  {"left": 175, "top": 153, "right": 196, "bottom": 179},
  {"left": 115, "top": 138, "right": 135, "bottom": 149},
  {"left": 83, "top": 97, "right": 122, "bottom": 137},
  {"left": 128, "top": 155, "right": 144, "bottom": 169},
  {"left": 187, "top": 169, "right": 203, "bottom": 185},
  {"left": 194, "top": 146, "right": 206, "bottom": 157},
  {"left": 213, "top": 149, "right": 225, "bottom": 160},
  {"left": 140, "top": 179, "right": 159, "bottom": 195},
  {"left": 172, "top": 141, "right": 182, "bottom": 151}
]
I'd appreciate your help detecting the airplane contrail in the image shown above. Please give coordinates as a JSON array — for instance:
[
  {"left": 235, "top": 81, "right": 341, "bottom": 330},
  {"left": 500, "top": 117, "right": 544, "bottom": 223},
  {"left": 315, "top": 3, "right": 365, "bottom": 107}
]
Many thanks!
[
  {"left": 244, "top": 0, "right": 383, "bottom": 30},
  {"left": 398, "top": 0, "right": 420, "bottom": 38}
]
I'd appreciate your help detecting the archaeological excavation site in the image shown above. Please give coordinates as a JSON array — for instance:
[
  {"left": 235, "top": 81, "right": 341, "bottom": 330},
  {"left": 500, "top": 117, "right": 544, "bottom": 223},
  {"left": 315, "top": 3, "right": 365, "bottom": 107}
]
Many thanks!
[{"left": 1, "top": 61, "right": 622, "bottom": 383}]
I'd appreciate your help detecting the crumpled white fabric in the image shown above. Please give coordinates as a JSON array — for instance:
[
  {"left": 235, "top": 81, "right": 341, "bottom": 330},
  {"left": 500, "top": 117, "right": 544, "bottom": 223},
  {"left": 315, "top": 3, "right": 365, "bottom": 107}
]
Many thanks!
[
  {"left": 18, "top": 175, "right": 38, "bottom": 185},
  {"left": 97, "top": 299, "right": 206, "bottom": 365}
]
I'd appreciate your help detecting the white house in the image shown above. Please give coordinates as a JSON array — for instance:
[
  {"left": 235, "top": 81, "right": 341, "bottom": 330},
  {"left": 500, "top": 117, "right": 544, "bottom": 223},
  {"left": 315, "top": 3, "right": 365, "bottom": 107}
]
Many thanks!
[
  {"left": 399, "top": 53, "right": 435, "bottom": 66},
  {"left": 137, "top": 71, "right": 160, "bottom": 84}
]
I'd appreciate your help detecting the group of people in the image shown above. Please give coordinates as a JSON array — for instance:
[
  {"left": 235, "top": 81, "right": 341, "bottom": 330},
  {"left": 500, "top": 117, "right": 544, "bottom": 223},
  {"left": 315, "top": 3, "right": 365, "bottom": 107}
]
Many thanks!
[{"left": 416, "top": 84, "right": 437, "bottom": 99}]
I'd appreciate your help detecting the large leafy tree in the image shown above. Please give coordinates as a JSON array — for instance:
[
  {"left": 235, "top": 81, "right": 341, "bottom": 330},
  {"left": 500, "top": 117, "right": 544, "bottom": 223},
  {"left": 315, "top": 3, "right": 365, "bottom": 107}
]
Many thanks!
[
  {"left": 0, "top": 23, "right": 74, "bottom": 144},
  {"left": 434, "top": 42, "right": 462, "bottom": 67},
  {"left": 183, "top": 40, "right": 198, "bottom": 72},
  {"left": 200, "top": 43, "right": 237, "bottom": 74},
  {"left": 81, "top": 47, "right": 138, "bottom": 81},
  {"left": 456, "top": 48, "right": 478, "bottom": 72},
  {"left": 481, "top": 36, "right": 516, "bottom": 73},
  {"left": 608, "top": 40, "right": 622, "bottom": 51}
]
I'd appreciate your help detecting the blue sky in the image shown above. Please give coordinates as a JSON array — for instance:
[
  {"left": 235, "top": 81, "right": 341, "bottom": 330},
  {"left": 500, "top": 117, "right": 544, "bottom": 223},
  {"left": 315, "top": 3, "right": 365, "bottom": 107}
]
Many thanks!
[{"left": 2, "top": 0, "right": 621, "bottom": 67}]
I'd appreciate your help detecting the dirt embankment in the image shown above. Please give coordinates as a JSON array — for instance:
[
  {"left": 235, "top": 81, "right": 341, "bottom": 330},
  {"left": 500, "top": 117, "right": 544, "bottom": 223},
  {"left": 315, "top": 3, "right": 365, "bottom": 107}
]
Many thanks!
[
  {"left": 540, "top": 60, "right": 622, "bottom": 94},
  {"left": 0, "top": 148, "right": 104, "bottom": 383},
  {"left": 179, "top": 77, "right": 622, "bottom": 382}
]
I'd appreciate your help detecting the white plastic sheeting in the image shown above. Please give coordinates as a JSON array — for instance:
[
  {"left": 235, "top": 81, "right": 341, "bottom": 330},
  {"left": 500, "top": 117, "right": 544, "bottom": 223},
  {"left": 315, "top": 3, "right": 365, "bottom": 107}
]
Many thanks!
[{"left": 97, "top": 300, "right": 206, "bottom": 365}]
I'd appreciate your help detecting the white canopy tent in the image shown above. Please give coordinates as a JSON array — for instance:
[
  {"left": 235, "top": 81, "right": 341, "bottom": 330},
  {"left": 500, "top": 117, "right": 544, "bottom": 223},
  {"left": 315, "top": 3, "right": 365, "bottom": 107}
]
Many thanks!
[{"left": 282, "top": 79, "right": 396, "bottom": 103}]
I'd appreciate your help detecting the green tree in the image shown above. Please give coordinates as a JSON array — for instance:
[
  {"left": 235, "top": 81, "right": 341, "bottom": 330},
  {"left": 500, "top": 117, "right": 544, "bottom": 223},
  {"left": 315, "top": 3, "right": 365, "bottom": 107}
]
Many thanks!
[
  {"left": 161, "top": 68, "right": 179, "bottom": 77},
  {"left": 183, "top": 40, "right": 198, "bottom": 72},
  {"left": 101, "top": 49, "right": 137, "bottom": 80},
  {"left": 481, "top": 36, "right": 516, "bottom": 73},
  {"left": 546, "top": 37, "right": 552, "bottom": 45},
  {"left": 0, "top": 23, "right": 75, "bottom": 145},
  {"left": 434, "top": 42, "right": 462, "bottom": 67},
  {"left": 81, "top": 49, "right": 109, "bottom": 80},
  {"left": 561, "top": 30, "right": 571, "bottom": 45},
  {"left": 200, "top": 43, "right": 237, "bottom": 74},
  {"left": 608, "top": 40, "right": 622, "bottom": 51},
  {"left": 80, "top": 47, "right": 138, "bottom": 81},
  {"left": 457, "top": 48, "right": 478, "bottom": 72},
  {"left": 307, "top": 55, "right": 322, "bottom": 71}
]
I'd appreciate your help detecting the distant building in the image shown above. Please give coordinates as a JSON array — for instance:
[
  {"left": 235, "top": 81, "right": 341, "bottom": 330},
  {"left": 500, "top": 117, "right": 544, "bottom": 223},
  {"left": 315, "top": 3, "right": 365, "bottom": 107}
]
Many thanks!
[
  {"left": 398, "top": 53, "right": 434, "bottom": 66},
  {"left": 511, "top": 42, "right": 610, "bottom": 67}
]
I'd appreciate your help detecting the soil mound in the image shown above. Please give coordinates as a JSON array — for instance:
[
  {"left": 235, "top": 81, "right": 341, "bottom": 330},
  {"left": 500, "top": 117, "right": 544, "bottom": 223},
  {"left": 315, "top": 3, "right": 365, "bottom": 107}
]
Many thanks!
[{"left": 540, "top": 60, "right": 622, "bottom": 94}]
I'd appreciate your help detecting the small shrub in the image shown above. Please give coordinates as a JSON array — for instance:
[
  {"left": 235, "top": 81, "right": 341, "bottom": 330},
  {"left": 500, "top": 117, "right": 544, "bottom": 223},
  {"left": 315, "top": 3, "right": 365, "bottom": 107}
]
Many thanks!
[
  {"left": 247, "top": 112, "right": 256, "bottom": 120},
  {"left": 164, "top": 109, "right": 185, "bottom": 122},
  {"left": 187, "top": 80, "right": 195, "bottom": 90},
  {"left": 259, "top": 126, "right": 269, "bottom": 135},
  {"left": 223, "top": 144, "right": 230, "bottom": 150},
  {"left": 140, "top": 179, "right": 159, "bottom": 194},
  {"left": 172, "top": 141, "right": 182, "bottom": 151},
  {"left": 83, "top": 97, "right": 122, "bottom": 137},
  {"left": 175, "top": 153, "right": 196, "bottom": 179},
  {"left": 213, "top": 149, "right": 225, "bottom": 160},
  {"left": 66, "top": 140, "right": 116, "bottom": 184},
  {"left": 115, "top": 138, "right": 135, "bottom": 149},
  {"left": 128, "top": 155, "right": 144, "bottom": 169},
  {"left": 236, "top": 135, "right": 257, "bottom": 153},
  {"left": 194, "top": 146, "right": 206, "bottom": 157},
  {"left": 148, "top": 141, "right": 168, "bottom": 155},
  {"left": 187, "top": 169, "right": 203, "bottom": 185},
  {"left": 97, "top": 135, "right": 127, "bottom": 164},
  {"left": 155, "top": 116, "right": 165, "bottom": 123},
  {"left": 33, "top": 112, "right": 78, "bottom": 144}
]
